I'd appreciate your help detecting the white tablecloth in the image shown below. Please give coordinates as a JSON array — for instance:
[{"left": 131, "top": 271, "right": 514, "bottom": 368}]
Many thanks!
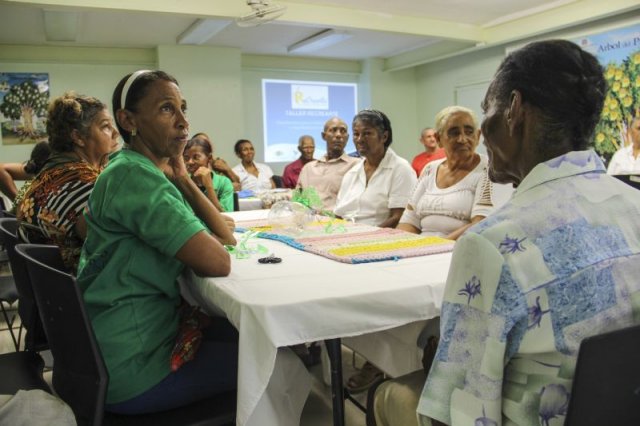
[
  {"left": 342, "top": 320, "right": 429, "bottom": 378},
  {"left": 185, "top": 210, "right": 451, "bottom": 426}
]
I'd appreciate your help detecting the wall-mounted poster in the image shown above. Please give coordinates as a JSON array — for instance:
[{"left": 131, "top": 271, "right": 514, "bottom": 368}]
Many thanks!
[
  {"left": 262, "top": 79, "right": 357, "bottom": 162},
  {"left": 0, "top": 72, "right": 49, "bottom": 145},
  {"left": 574, "top": 24, "right": 640, "bottom": 161}
]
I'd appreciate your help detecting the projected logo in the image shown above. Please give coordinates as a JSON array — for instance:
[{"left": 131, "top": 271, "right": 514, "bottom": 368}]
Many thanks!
[{"left": 291, "top": 84, "right": 328, "bottom": 110}]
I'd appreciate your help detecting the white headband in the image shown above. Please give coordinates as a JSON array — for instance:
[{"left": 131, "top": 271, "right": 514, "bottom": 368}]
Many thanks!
[{"left": 120, "top": 70, "right": 152, "bottom": 110}]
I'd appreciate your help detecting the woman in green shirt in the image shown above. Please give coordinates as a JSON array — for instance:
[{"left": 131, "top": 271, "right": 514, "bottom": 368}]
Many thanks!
[
  {"left": 183, "top": 136, "right": 235, "bottom": 212},
  {"left": 77, "top": 70, "right": 238, "bottom": 415}
]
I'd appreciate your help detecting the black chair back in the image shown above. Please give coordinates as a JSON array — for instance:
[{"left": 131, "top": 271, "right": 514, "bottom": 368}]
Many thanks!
[
  {"left": 613, "top": 174, "right": 640, "bottom": 191},
  {"left": 564, "top": 323, "right": 640, "bottom": 426},
  {"left": 16, "top": 244, "right": 107, "bottom": 426},
  {"left": 0, "top": 218, "right": 48, "bottom": 351},
  {"left": 0, "top": 197, "right": 16, "bottom": 217},
  {"left": 233, "top": 191, "right": 240, "bottom": 212},
  {"left": 272, "top": 175, "right": 283, "bottom": 188}
]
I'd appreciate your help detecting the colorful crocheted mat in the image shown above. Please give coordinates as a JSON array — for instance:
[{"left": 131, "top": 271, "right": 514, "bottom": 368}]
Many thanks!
[{"left": 235, "top": 218, "right": 455, "bottom": 264}]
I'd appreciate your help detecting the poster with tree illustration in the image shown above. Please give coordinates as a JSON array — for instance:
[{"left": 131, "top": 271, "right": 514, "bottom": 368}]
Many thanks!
[
  {"left": 0, "top": 73, "right": 49, "bottom": 145},
  {"left": 574, "top": 24, "right": 640, "bottom": 162}
]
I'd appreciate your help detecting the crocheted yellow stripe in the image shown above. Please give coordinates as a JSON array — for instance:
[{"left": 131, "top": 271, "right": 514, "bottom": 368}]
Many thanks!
[
  {"left": 328, "top": 236, "right": 451, "bottom": 256},
  {"left": 248, "top": 225, "right": 273, "bottom": 231}
]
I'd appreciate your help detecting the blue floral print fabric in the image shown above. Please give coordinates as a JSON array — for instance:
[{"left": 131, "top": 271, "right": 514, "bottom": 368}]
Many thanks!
[{"left": 417, "top": 150, "right": 640, "bottom": 426}]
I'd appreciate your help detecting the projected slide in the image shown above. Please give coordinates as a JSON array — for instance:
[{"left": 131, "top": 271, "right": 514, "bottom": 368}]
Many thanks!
[{"left": 262, "top": 79, "right": 357, "bottom": 162}]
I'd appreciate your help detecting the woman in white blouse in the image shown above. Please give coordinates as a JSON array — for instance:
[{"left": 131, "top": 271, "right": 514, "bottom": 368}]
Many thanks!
[
  {"left": 231, "top": 139, "right": 275, "bottom": 192},
  {"left": 397, "top": 106, "right": 493, "bottom": 240},
  {"left": 334, "top": 109, "right": 416, "bottom": 227}
]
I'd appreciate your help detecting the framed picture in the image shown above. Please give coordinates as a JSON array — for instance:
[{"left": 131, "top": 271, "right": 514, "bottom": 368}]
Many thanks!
[
  {"left": 0, "top": 72, "right": 49, "bottom": 145},
  {"left": 506, "top": 22, "right": 640, "bottom": 162},
  {"left": 574, "top": 23, "right": 640, "bottom": 160}
]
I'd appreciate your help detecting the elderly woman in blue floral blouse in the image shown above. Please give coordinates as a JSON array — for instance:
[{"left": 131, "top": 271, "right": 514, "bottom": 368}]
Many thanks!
[{"left": 413, "top": 40, "right": 640, "bottom": 426}]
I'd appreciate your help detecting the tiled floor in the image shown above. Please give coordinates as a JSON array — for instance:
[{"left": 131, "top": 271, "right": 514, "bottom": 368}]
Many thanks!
[
  {"left": 0, "top": 306, "right": 20, "bottom": 354},
  {"left": 300, "top": 347, "right": 369, "bottom": 426},
  {"left": 0, "top": 260, "right": 21, "bottom": 354}
]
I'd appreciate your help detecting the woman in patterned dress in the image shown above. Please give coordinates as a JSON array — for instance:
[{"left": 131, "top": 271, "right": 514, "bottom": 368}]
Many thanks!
[{"left": 16, "top": 92, "right": 119, "bottom": 273}]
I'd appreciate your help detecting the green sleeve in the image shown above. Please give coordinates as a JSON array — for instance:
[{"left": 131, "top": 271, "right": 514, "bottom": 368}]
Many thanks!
[
  {"left": 100, "top": 163, "right": 206, "bottom": 257},
  {"left": 213, "top": 173, "right": 235, "bottom": 212}
]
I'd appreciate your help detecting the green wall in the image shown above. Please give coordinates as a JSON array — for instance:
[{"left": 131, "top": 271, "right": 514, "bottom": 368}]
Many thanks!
[
  {"left": 0, "top": 58, "right": 150, "bottom": 164},
  {"left": 360, "top": 58, "right": 419, "bottom": 163},
  {"left": 3, "top": 11, "right": 637, "bottom": 178},
  {"left": 157, "top": 45, "right": 244, "bottom": 168},
  {"left": 0, "top": 45, "right": 422, "bottom": 176},
  {"left": 413, "top": 11, "right": 640, "bottom": 154}
]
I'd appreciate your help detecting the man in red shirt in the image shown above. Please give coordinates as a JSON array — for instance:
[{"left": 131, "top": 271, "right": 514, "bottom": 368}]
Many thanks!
[
  {"left": 411, "top": 127, "right": 446, "bottom": 176},
  {"left": 282, "top": 135, "right": 315, "bottom": 188}
]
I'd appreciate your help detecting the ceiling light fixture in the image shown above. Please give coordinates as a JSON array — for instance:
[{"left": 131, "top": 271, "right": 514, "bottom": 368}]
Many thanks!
[
  {"left": 287, "top": 29, "right": 352, "bottom": 54},
  {"left": 177, "top": 19, "right": 231, "bottom": 45}
]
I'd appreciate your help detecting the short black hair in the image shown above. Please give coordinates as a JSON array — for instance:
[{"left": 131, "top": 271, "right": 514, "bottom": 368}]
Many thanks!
[
  {"left": 234, "top": 139, "right": 252, "bottom": 155},
  {"left": 490, "top": 39, "right": 606, "bottom": 152},
  {"left": 24, "top": 141, "right": 51, "bottom": 174},
  {"left": 353, "top": 109, "right": 393, "bottom": 148}
]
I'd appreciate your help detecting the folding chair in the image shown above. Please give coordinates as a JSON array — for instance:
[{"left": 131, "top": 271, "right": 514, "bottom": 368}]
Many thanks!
[
  {"left": 564, "top": 323, "right": 640, "bottom": 426},
  {"left": 17, "top": 243, "right": 236, "bottom": 426},
  {"left": 0, "top": 218, "right": 48, "bottom": 352},
  {"left": 0, "top": 218, "right": 21, "bottom": 351}
]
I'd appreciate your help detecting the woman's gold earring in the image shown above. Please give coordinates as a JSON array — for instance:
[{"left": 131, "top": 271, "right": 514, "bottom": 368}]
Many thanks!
[{"left": 131, "top": 128, "right": 137, "bottom": 137}]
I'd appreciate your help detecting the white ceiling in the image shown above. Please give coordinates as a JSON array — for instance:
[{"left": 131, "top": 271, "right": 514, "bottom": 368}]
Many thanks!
[{"left": 0, "top": 0, "right": 638, "bottom": 64}]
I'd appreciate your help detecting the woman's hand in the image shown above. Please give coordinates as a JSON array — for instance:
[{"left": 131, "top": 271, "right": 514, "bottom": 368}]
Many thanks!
[
  {"left": 445, "top": 215, "right": 485, "bottom": 241},
  {"left": 191, "top": 166, "right": 227, "bottom": 212},
  {"left": 212, "top": 157, "right": 241, "bottom": 189},
  {"left": 222, "top": 214, "right": 235, "bottom": 232},
  {"left": 192, "top": 166, "right": 213, "bottom": 189},
  {"left": 163, "top": 146, "right": 190, "bottom": 180},
  {"left": 0, "top": 162, "right": 31, "bottom": 201},
  {"left": 378, "top": 207, "right": 405, "bottom": 229},
  {"left": 212, "top": 157, "right": 230, "bottom": 173}
]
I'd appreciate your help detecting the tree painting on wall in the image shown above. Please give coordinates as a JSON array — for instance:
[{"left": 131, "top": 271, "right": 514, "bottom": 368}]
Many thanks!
[
  {"left": 574, "top": 24, "right": 640, "bottom": 162},
  {"left": 0, "top": 73, "right": 49, "bottom": 145}
]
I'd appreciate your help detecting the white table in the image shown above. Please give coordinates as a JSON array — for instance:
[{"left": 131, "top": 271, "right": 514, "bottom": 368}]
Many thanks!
[{"left": 185, "top": 210, "right": 452, "bottom": 426}]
